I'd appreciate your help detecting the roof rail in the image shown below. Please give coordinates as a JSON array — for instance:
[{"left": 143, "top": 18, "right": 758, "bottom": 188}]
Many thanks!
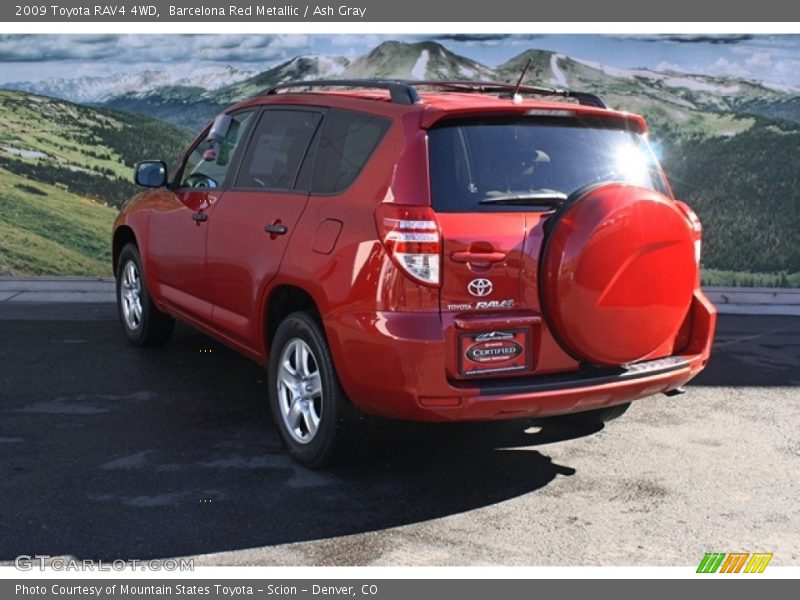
[
  {"left": 265, "top": 79, "right": 606, "bottom": 109},
  {"left": 266, "top": 79, "right": 421, "bottom": 105},
  {"left": 406, "top": 80, "right": 607, "bottom": 108}
]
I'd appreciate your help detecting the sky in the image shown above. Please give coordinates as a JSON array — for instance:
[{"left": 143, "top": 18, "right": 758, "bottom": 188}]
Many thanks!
[{"left": 0, "top": 34, "right": 799, "bottom": 88}]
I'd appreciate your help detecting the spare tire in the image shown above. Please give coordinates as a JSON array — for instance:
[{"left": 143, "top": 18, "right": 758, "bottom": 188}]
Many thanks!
[{"left": 540, "top": 183, "right": 696, "bottom": 366}]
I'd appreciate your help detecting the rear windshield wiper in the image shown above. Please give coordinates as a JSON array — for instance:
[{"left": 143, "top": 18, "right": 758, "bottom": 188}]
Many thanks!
[{"left": 479, "top": 190, "right": 568, "bottom": 206}]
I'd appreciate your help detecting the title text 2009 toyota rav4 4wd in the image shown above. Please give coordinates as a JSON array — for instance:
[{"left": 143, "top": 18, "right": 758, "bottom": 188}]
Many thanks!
[{"left": 112, "top": 79, "right": 717, "bottom": 467}]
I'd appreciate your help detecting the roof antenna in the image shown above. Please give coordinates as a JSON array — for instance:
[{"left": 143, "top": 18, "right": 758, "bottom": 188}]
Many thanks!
[{"left": 505, "top": 57, "right": 532, "bottom": 103}]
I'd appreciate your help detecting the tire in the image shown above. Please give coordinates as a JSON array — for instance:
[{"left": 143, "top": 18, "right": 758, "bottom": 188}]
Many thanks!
[
  {"left": 116, "top": 243, "right": 175, "bottom": 347},
  {"left": 268, "top": 311, "right": 369, "bottom": 468},
  {"left": 556, "top": 402, "right": 631, "bottom": 425}
]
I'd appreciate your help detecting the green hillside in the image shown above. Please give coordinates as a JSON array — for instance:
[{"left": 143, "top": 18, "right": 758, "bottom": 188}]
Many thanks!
[
  {"left": 104, "top": 85, "right": 224, "bottom": 131},
  {"left": 664, "top": 120, "right": 800, "bottom": 275},
  {"left": 0, "top": 90, "right": 192, "bottom": 276},
  {"left": 0, "top": 170, "right": 115, "bottom": 275}
]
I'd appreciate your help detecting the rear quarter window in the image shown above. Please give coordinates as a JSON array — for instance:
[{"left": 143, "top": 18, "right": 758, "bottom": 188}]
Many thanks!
[{"left": 311, "top": 109, "right": 391, "bottom": 195}]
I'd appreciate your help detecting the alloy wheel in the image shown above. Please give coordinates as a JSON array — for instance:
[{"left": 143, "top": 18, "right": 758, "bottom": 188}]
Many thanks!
[
  {"left": 120, "top": 260, "right": 143, "bottom": 331},
  {"left": 276, "top": 338, "right": 323, "bottom": 444}
]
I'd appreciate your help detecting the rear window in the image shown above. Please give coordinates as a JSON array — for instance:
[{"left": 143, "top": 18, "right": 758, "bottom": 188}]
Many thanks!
[
  {"left": 311, "top": 109, "right": 391, "bottom": 195},
  {"left": 428, "top": 117, "right": 668, "bottom": 212}
]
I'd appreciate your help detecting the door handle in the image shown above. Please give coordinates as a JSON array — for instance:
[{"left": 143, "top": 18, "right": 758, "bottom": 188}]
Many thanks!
[
  {"left": 264, "top": 223, "right": 288, "bottom": 235},
  {"left": 191, "top": 212, "right": 208, "bottom": 222},
  {"left": 451, "top": 251, "right": 506, "bottom": 263}
]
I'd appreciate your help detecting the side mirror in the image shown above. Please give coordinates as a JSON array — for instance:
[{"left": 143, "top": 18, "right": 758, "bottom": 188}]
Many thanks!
[{"left": 134, "top": 161, "right": 167, "bottom": 188}]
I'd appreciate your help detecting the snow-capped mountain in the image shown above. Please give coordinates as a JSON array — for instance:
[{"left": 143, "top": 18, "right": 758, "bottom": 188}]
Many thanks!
[
  {"left": 343, "top": 41, "right": 494, "bottom": 81},
  {"left": 173, "top": 65, "right": 257, "bottom": 90},
  {"left": 5, "top": 65, "right": 255, "bottom": 104},
  {"left": 6, "top": 41, "right": 800, "bottom": 133},
  {"left": 496, "top": 49, "right": 794, "bottom": 107},
  {"left": 213, "top": 55, "right": 350, "bottom": 103}
]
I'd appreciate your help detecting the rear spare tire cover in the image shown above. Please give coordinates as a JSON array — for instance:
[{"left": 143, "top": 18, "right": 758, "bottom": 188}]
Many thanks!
[{"left": 540, "top": 183, "right": 696, "bottom": 366}]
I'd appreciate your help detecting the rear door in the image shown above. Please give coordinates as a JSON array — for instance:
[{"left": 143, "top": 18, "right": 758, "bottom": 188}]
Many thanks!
[
  {"left": 205, "top": 108, "right": 323, "bottom": 348},
  {"left": 428, "top": 114, "right": 685, "bottom": 373},
  {"left": 428, "top": 121, "right": 531, "bottom": 316}
]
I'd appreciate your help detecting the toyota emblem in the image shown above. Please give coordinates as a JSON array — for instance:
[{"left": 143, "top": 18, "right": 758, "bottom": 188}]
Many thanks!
[{"left": 467, "top": 278, "right": 493, "bottom": 297}]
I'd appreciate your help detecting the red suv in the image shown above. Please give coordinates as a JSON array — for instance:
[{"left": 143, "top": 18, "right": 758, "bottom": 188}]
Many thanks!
[{"left": 112, "top": 80, "right": 716, "bottom": 467}]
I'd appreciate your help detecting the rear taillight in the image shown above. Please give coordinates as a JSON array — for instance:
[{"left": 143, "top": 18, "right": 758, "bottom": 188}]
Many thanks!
[
  {"left": 375, "top": 204, "right": 441, "bottom": 286},
  {"left": 677, "top": 201, "right": 703, "bottom": 264}
]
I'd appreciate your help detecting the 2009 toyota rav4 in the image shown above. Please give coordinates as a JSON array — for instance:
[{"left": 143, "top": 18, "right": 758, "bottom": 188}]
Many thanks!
[{"left": 112, "top": 79, "right": 717, "bottom": 468}]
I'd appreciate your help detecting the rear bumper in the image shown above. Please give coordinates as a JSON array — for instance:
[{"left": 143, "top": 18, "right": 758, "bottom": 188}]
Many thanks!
[{"left": 325, "top": 290, "right": 717, "bottom": 421}]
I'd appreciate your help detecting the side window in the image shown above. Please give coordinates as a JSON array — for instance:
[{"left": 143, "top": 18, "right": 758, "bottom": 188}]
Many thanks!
[
  {"left": 312, "top": 109, "right": 391, "bottom": 195},
  {"left": 179, "top": 111, "right": 254, "bottom": 189},
  {"left": 234, "top": 110, "right": 321, "bottom": 190}
]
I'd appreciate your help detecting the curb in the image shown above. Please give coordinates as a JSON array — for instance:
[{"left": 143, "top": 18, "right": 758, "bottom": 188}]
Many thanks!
[
  {"left": 0, "top": 277, "right": 115, "bottom": 303},
  {"left": 703, "top": 287, "right": 800, "bottom": 316},
  {"left": 1, "top": 278, "right": 799, "bottom": 315}
]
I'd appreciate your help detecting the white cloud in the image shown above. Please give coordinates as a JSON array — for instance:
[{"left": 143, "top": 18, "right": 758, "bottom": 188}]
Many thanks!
[
  {"left": 656, "top": 60, "right": 684, "bottom": 72},
  {"left": 709, "top": 57, "right": 749, "bottom": 78},
  {"left": 745, "top": 51, "right": 773, "bottom": 68},
  {"left": 762, "top": 58, "right": 800, "bottom": 87},
  {"left": 697, "top": 52, "right": 798, "bottom": 89},
  {"left": 0, "top": 35, "right": 314, "bottom": 67}
]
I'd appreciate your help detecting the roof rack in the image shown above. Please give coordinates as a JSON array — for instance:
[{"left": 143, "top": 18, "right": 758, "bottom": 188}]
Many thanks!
[
  {"left": 266, "top": 80, "right": 421, "bottom": 105},
  {"left": 265, "top": 79, "right": 606, "bottom": 109},
  {"left": 406, "top": 80, "right": 607, "bottom": 109}
]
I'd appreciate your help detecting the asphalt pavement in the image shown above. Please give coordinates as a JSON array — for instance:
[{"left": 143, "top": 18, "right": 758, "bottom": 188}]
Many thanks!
[{"left": 0, "top": 302, "right": 798, "bottom": 566}]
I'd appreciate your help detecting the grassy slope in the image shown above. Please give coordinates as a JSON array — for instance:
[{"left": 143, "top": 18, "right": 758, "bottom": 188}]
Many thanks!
[
  {"left": 0, "top": 90, "right": 191, "bottom": 276},
  {"left": 701, "top": 269, "right": 800, "bottom": 288},
  {"left": 664, "top": 121, "right": 800, "bottom": 276},
  {"left": 0, "top": 168, "right": 115, "bottom": 275}
]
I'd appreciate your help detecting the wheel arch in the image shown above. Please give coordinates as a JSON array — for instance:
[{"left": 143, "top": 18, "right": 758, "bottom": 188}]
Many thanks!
[
  {"left": 112, "top": 225, "right": 137, "bottom": 277},
  {"left": 263, "top": 284, "right": 322, "bottom": 359}
]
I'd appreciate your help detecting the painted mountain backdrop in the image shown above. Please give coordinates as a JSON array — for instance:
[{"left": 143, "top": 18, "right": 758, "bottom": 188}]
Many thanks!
[{"left": 1, "top": 40, "right": 799, "bottom": 285}]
